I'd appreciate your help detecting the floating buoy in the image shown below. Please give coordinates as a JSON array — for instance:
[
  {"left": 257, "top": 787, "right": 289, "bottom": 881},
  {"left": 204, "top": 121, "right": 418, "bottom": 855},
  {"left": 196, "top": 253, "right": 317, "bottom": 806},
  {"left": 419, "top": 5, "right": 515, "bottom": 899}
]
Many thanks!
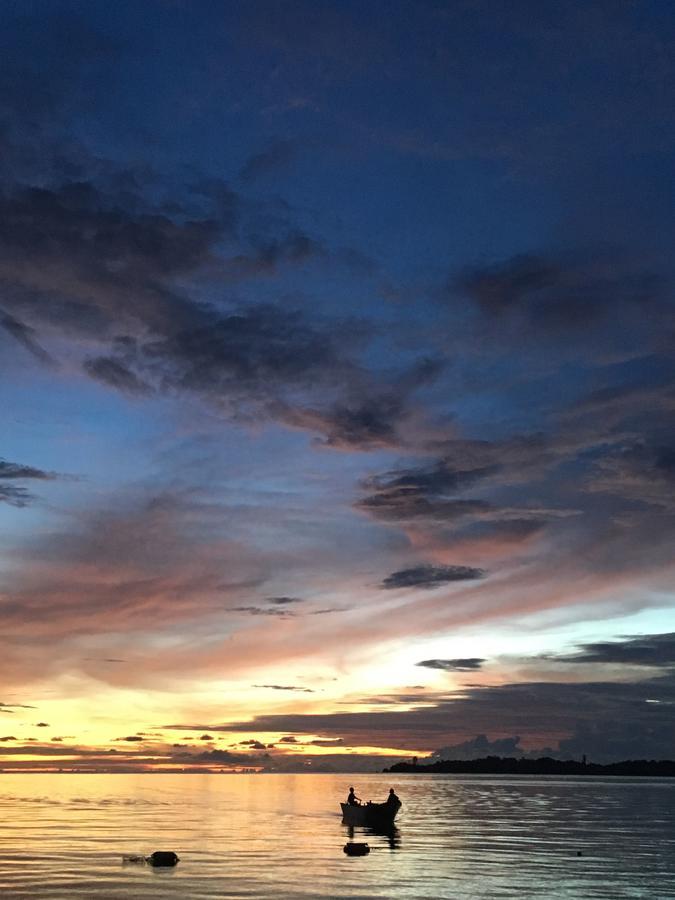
[
  {"left": 147, "top": 851, "right": 180, "bottom": 867},
  {"left": 344, "top": 842, "right": 370, "bottom": 856}
]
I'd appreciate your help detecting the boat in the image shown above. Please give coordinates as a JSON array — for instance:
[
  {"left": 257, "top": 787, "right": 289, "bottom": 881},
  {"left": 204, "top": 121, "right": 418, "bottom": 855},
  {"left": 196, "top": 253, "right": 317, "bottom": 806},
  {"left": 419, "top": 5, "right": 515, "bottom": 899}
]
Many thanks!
[{"left": 340, "top": 799, "right": 401, "bottom": 827}]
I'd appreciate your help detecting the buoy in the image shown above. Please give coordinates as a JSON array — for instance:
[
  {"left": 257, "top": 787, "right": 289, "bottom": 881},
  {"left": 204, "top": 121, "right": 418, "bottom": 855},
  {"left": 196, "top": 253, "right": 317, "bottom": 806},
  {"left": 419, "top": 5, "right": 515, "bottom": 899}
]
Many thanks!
[
  {"left": 344, "top": 842, "right": 370, "bottom": 856},
  {"left": 147, "top": 851, "right": 180, "bottom": 867}
]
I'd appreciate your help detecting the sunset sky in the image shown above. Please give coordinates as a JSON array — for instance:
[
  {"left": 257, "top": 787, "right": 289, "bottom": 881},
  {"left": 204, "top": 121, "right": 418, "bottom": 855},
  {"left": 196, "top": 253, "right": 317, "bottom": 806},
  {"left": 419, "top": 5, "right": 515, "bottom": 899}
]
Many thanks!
[{"left": 2, "top": 0, "right": 675, "bottom": 772}]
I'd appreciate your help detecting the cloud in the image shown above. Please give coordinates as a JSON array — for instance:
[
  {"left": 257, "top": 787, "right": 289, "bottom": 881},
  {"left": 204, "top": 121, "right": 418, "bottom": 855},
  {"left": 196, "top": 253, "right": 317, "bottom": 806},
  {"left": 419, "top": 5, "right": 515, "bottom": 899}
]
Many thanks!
[
  {"left": 221, "top": 230, "right": 325, "bottom": 279},
  {"left": 283, "top": 395, "right": 408, "bottom": 451},
  {"left": 355, "top": 456, "right": 499, "bottom": 524},
  {"left": 174, "top": 748, "right": 264, "bottom": 765},
  {"left": 589, "top": 441, "right": 675, "bottom": 510},
  {"left": 83, "top": 356, "right": 150, "bottom": 394},
  {"left": 207, "top": 635, "right": 675, "bottom": 761},
  {"left": 0, "top": 457, "right": 58, "bottom": 507},
  {"left": 236, "top": 738, "right": 270, "bottom": 751},
  {"left": 1, "top": 309, "right": 53, "bottom": 364},
  {"left": 552, "top": 632, "right": 675, "bottom": 668},
  {"left": 252, "top": 684, "right": 314, "bottom": 693},
  {"left": 0, "top": 123, "right": 448, "bottom": 455},
  {"left": 266, "top": 596, "right": 304, "bottom": 605},
  {"left": 416, "top": 658, "right": 486, "bottom": 671},
  {"left": 0, "top": 155, "right": 436, "bottom": 451},
  {"left": 452, "top": 252, "right": 664, "bottom": 333},
  {"left": 239, "top": 139, "right": 299, "bottom": 183},
  {"left": 0, "top": 488, "right": 284, "bottom": 688},
  {"left": 233, "top": 605, "right": 296, "bottom": 617},
  {"left": 381, "top": 564, "right": 485, "bottom": 590},
  {"left": 431, "top": 734, "right": 525, "bottom": 761}
]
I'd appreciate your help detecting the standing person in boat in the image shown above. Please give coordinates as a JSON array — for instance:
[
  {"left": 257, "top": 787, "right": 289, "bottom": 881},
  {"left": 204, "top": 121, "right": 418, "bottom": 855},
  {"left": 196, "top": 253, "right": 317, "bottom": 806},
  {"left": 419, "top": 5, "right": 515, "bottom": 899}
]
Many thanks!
[
  {"left": 347, "top": 786, "right": 361, "bottom": 806},
  {"left": 386, "top": 787, "right": 401, "bottom": 807}
]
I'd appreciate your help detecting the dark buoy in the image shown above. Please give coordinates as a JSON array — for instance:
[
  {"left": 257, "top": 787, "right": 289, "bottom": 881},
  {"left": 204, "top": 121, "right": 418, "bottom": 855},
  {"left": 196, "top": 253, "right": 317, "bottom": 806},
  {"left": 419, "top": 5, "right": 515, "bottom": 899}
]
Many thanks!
[
  {"left": 147, "top": 851, "right": 180, "bottom": 867},
  {"left": 344, "top": 842, "right": 370, "bottom": 856}
]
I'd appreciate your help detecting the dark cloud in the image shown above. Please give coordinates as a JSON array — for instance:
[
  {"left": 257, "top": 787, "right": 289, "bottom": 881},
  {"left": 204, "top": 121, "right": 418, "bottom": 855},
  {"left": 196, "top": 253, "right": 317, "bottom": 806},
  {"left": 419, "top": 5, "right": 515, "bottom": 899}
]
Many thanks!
[
  {"left": 452, "top": 252, "right": 664, "bottom": 333},
  {"left": 416, "top": 658, "right": 486, "bottom": 671},
  {"left": 35, "top": 722, "right": 49, "bottom": 727},
  {"left": 200, "top": 734, "right": 214, "bottom": 741},
  {"left": 1, "top": 310, "right": 53, "bottom": 364},
  {"left": 357, "top": 492, "right": 490, "bottom": 524},
  {"left": 0, "top": 457, "right": 57, "bottom": 508},
  {"left": 252, "top": 684, "right": 314, "bottom": 693},
  {"left": 0, "top": 156, "right": 435, "bottom": 450},
  {"left": 238, "top": 739, "right": 268, "bottom": 750},
  {"left": 431, "top": 734, "right": 525, "bottom": 761},
  {"left": 455, "top": 255, "right": 557, "bottom": 315},
  {"left": 284, "top": 395, "right": 407, "bottom": 451},
  {"left": 356, "top": 457, "right": 496, "bottom": 523},
  {"left": 590, "top": 441, "right": 675, "bottom": 510},
  {"left": 0, "top": 180, "right": 225, "bottom": 338},
  {"left": 116, "top": 735, "right": 144, "bottom": 742},
  {"left": 173, "top": 748, "right": 262, "bottom": 765},
  {"left": 142, "top": 305, "right": 350, "bottom": 412},
  {"left": 239, "top": 139, "right": 299, "bottom": 183},
  {"left": 233, "top": 605, "right": 296, "bottom": 617},
  {"left": 0, "top": 459, "right": 55, "bottom": 481},
  {"left": 295, "top": 357, "right": 442, "bottom": 452},
  {"left": 210, "top": 638, "right": 675, "bottom": 762},
  {"left": 222, "top": 231, "right": 324, "bottom": 279},
  {"left": 266, "top": 596, "right": 304, "bottom": 606},
  {"left": 0, "top": 484, "right": 37, "bottom": 508},
  {"left": 381, "top": 564, "right": 485, "bottom": 590},
  {"left": 279, "top": 735, "right": 298, "bottom": 743},
  {"left": 552, "top": 632, "right": 675, "bottom": 668},
  {"left": 83, "top": 356, "right": 150, "bottom": 394}
]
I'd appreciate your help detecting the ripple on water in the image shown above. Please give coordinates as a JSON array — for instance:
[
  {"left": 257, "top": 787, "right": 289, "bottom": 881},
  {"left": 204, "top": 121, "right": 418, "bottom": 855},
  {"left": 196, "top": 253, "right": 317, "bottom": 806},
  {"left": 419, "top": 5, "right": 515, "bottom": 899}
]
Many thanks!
[{"left": 0, "top": 774, "right": 673, "bottom": 898}]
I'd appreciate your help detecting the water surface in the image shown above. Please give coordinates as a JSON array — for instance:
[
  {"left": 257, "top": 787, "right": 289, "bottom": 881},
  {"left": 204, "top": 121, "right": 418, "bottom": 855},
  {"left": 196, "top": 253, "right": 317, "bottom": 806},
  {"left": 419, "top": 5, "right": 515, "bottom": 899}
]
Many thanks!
[{"left": 0, "top": 773, "right": 673, "bottom": 898}]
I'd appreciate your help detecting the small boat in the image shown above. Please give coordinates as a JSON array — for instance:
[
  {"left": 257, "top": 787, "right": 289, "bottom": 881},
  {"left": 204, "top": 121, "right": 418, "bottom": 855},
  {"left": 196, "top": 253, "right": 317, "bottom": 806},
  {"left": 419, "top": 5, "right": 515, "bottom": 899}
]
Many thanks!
[{"left": 340, "top": 800, "right": 401, "bottom": 827}]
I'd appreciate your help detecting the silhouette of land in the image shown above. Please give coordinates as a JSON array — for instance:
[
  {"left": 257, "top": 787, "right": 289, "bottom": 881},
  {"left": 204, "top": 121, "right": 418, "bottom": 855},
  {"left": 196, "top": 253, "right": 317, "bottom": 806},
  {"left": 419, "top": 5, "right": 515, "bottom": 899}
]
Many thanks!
[{"left": 384, "top": 756, "right": 675, "bottom": 776}]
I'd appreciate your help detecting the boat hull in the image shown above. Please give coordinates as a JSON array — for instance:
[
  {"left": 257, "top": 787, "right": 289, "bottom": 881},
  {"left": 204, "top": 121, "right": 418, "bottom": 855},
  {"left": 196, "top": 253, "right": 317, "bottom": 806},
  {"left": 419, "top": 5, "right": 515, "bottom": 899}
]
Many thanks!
[{"left": 340, "top": 800, "right": 400, "bottom": 827}]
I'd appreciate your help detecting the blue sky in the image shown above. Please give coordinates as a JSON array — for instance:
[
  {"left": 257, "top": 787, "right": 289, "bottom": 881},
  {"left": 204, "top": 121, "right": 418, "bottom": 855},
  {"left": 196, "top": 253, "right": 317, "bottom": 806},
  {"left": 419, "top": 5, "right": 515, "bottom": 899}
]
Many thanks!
[{"left": 1, "top": 0, "right": 675, "bottom": 771}]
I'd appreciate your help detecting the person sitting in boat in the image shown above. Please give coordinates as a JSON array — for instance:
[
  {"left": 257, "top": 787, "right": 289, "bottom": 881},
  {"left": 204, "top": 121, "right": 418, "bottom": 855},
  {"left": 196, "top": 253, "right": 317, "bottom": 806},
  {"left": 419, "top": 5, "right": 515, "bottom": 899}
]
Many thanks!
[
  {"left": 347, "top": 786, "right": 361, "bottom": 806},
  {"left": 386, "top": 787, "right": 400, "bottom": 807}
]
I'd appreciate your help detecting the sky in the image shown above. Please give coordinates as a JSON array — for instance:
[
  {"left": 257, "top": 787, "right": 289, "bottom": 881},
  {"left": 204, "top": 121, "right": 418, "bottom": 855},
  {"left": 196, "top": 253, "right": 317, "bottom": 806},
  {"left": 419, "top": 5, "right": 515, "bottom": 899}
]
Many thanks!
[{"left": 1, "top": 0, "right": 675, "bottom": 773}]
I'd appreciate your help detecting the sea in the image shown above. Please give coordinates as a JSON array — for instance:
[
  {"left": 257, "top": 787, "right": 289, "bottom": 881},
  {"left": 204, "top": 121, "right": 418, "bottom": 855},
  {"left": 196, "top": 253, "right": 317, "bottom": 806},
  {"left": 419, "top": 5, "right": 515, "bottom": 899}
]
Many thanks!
[{"left": 0, "top": 772, "right": 673, "bottom": 898}]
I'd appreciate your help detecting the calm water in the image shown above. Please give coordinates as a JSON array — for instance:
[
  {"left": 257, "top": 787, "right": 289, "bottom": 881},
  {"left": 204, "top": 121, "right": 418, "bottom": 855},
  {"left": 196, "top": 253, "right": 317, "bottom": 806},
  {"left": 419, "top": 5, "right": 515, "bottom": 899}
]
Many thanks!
[{"left": 0, "top": 773, "right": 673, "bottom": 898}]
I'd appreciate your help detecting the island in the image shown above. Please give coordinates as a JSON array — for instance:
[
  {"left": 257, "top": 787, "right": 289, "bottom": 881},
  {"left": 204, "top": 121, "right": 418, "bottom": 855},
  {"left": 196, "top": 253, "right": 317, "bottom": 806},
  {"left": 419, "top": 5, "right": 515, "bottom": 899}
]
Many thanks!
[{"left": 384, "top": 756, "right": 675, "bottom": 777}]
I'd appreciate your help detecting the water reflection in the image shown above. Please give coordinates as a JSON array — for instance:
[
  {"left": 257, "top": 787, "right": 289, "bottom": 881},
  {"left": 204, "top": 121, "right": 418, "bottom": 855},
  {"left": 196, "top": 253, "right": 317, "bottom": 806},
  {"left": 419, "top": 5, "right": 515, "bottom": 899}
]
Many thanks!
[
  {"left": 345, "top": 823, "right": 401, "bottom": 851},
  {"left": 0, "top": 774, "right": 674, "bottom": 898},
  {"left": 366, "top": 824, "right": 401, "bottom": 851}
]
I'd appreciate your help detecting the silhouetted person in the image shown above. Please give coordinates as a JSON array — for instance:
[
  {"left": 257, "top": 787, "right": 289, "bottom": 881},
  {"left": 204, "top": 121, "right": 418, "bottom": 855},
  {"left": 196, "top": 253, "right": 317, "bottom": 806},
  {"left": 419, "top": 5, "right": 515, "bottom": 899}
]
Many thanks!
[
  {"left": 347, "top": 786, "right": 361, "bottom": 806},
  {"left": 386, "top": 787, "right": 400, "bottom": 807}
]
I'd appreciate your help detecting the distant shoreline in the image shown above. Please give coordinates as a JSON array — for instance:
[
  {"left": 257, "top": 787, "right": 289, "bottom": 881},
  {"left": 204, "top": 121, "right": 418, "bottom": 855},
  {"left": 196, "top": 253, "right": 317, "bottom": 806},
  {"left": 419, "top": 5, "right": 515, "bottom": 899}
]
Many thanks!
[{"left": 384, "top": 756, "right": 675, "bottom": 777}]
